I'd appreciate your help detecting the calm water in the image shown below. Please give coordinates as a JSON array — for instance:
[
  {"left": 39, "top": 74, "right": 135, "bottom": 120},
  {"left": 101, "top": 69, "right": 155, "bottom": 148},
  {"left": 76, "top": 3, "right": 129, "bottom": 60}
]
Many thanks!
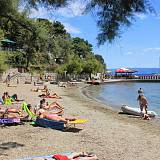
[{"left": 87, "top": 82, "right": 160, "bottom": 115}]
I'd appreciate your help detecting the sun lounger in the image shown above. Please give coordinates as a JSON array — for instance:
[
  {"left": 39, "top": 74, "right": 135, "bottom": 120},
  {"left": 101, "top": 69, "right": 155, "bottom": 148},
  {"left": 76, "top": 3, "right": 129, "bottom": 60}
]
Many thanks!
[
  {"left": 35, "top": 118, "right": 88, "bottom": 130},
  {"left": 22, "top": 102, "right": 87, "bottom": 130},
  {"left": 22, "top": 102, "right": 37, "bottom": 120},
  {"left": 35, "top": 118, "right": 65, "bottom": 130}
]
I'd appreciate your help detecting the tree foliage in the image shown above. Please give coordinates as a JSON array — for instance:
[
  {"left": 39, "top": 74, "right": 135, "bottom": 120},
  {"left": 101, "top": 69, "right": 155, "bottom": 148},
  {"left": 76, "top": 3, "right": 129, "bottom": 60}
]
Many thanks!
[
  {"left": 0, "top": 0, "right": 155, "bottom": 45},
  {"left": 0, "top": 0, "right": 107, "bottom": 76},
  {"left": 0, "top": 52, "right": 8, "bottom": 73}
]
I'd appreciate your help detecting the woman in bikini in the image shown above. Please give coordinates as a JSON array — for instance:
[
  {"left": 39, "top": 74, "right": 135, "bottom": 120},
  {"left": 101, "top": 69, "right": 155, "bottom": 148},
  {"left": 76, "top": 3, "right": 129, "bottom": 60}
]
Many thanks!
[
  {"left": 38, "top": 99, "right": 64, "bottom": 115},
  {"left": 37, "top": 105, "right": 76, "bottom": 123}
]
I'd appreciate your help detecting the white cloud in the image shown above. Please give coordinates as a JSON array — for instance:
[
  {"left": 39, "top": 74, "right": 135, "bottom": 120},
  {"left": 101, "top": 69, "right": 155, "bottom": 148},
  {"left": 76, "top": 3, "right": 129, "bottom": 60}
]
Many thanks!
[
  {"left": 29, "top": 1, "right": 87, "bottom": 19},
  {"left": 30, "top": 7, "right": 49, "bottom": 19},
  {"left": 143, "top": 47, "right": 160, "bottom": 52},
  {"left": 134, "top": 13, "right": 147, "bottom": 20},
  {"left": 63, "top": 22, "right": 81, "bottom": 34},
  {"left": 57, "top": 0, "right": 86, "bottom": 18}
]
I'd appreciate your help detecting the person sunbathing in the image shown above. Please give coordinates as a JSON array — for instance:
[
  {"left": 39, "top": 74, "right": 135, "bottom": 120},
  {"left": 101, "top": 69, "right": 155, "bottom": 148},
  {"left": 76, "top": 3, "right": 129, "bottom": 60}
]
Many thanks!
[
  {"left": 37, "top": 105, "right": 76, "bottom": 123},
  {"left": 53, "top": 152, "right": 98, "bottom": 160},
  {"left": 39, "top": 88, "right": 61, "bottom": 99},
  {"left": 31, "top": 85, "right": 48, "bottom": 92},
  {"left": 2, "top": 92, "right": 24, "bottom": 104},
  {"left": 0, "top": 105, "right": 22, "bottom": 114},
  {"left": 31, "top": 152, "right": 98, "bottom": 160},
  {"left": 39, "top": 99, "right": 64, "bottom": 115},
  {"left": 0, "top": 106, "right": 24, "bottom": 118}
]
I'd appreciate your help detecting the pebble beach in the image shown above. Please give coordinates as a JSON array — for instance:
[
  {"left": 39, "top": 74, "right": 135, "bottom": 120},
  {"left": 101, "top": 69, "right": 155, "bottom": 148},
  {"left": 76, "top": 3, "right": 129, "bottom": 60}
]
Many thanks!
[{"left": 1, "top": 82, "right": 160, "bottom": 160}]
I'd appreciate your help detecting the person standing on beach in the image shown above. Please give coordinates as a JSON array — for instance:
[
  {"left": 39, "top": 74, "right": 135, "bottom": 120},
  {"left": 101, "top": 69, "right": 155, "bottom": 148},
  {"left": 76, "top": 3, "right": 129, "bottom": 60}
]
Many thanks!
[
  {"left": 137, "top": 94, "right": 148, "bottom": 119},
  {"left": 6, "top": 73, "right": 11, "bottom": 87}
]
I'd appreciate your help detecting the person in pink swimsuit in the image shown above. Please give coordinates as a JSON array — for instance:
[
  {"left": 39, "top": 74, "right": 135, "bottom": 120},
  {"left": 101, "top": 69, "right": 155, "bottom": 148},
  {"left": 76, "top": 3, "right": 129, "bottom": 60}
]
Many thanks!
[{"left": 37, "top": 106, "right": 76, "bottom": 123}]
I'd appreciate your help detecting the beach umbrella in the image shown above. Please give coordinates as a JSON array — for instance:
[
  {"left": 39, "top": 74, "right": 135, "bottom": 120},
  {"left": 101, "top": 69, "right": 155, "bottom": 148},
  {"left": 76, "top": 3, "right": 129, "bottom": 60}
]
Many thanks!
[{"left": 116, "top": 68, "right": 137, "bottom": 73}]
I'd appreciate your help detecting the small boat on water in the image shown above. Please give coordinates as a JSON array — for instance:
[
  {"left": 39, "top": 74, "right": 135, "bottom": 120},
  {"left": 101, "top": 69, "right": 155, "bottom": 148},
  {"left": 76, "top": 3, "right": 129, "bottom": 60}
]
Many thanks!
[{"left": 121, "top": 105, "right": 157, "bottom": 117}]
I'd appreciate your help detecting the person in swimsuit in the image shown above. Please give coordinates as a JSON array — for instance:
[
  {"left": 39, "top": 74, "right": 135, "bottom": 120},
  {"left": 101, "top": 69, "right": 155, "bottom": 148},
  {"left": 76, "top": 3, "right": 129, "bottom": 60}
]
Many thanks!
[
  {"left": 2, "top": 92, "right": 23, "bottom": 103},
  {"left": 39, "top": 99, "right": 64, "bottom": 115},
  {"left": 31, "top": 152, "right": 98, "bottom": 160},
  {"left": 137, "top": 94, "right": 148, "bottom": 118},
  {"left": 39, "top": 85, "right": 61, "bottom": 99},
  {"left": 37, "top": 105, "right": 76, "bottom": 123}
]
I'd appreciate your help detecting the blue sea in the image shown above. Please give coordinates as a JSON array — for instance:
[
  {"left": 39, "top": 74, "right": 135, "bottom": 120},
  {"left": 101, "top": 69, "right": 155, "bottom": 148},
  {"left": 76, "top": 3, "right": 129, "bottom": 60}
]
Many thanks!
[{"left": 87, "top": 68, "right": 160, "bottom": 115}]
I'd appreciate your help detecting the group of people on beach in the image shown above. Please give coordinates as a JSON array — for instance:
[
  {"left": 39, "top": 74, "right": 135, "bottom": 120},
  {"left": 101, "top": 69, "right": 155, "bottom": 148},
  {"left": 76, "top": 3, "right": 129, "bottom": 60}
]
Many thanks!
[
  {"left": 0, "top": 87, "right": 75, "bottom": 123},
  {"left": 0, "top": 83, "right": 98, "bottom": 160}
]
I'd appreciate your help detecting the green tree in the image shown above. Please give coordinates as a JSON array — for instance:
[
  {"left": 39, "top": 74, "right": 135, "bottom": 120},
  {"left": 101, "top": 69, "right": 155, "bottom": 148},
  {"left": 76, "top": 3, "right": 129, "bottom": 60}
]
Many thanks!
[
  {"left": 72, "top": 37, "right": 92, "bottom": 58},
  {"left": 0, "top": 29, "right": 4, "bottom": 40},
  {"left": 82, "top": 54, "right": 104, "bottom": 79},
  {"left": 66, "top": 55, "right": 82, "bottom": 75},
  {"left": 0, "top": 52, "right": 8, "bottom": 73}
]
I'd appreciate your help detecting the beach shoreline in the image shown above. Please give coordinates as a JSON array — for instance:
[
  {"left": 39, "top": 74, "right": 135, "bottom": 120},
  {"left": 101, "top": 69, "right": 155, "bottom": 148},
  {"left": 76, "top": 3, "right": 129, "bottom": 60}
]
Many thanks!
[{"left": 1, "top": 83, "right": 160, "bottom": 160}]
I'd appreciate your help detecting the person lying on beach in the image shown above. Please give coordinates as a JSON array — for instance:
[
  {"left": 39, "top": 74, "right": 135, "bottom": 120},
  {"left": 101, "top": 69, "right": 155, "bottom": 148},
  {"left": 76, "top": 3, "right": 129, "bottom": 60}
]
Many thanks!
[
  {"left": 53, "top": 152, "right": 98, "bottom": 160},
  {"left": 31, "top": 152, "right": 98, "bottom": 160},
  {"left": 2, "top": 92, "right": 24, "bottom": 104},
  {"left": 0, "top": 106, "right": 24, "bottom": 118},
  {"left": 38, "top": 99, "right": 64, "bottom": 115},
  {"left": 39, "top": 92, "right": 61, "bottom": 99},
  {"left": 38, "top": 85, "right": 60, "bottom": 98},
  {"left": 31, "top": 85, "right": 48, "bottom": 92},
  {"left": 0, "top": 105, "right": 23, "bottom": 114},
  {"left": 37, "top": 105, "right": 77, "bottom": 123}
]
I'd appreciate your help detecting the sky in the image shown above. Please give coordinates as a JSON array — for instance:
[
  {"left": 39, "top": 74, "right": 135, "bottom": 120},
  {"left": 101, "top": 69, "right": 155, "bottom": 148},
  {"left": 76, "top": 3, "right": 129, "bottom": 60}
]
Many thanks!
[{"left": 29, "top": 0, "right": 160, "bottom": 69}]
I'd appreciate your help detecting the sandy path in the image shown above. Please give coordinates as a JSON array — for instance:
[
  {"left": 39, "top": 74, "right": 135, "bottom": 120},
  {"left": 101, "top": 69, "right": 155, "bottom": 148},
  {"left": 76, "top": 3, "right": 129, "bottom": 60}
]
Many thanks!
[{"left": 0, "top": 83, "right": 160, "bottom": 160}]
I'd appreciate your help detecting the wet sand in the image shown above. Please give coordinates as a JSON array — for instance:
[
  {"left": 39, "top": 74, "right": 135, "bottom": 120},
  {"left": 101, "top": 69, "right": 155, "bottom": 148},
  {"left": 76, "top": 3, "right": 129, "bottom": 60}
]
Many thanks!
[{"left": 0, "top": 82, "right": 160, "bottom": 160}]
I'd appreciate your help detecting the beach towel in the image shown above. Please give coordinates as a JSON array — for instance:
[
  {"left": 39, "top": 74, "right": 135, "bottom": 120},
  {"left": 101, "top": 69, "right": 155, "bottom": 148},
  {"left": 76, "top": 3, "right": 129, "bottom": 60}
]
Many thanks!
[
  {"left": 68, "top": 119, "right": 88, "bottom": 124},
  {"left": 0, "top": 118, "right": 20, "bottom": 124}
]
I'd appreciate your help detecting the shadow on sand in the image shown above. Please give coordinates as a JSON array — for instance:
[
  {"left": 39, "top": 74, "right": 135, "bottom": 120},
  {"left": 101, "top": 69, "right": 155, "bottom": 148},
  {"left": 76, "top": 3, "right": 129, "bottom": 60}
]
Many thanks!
[{"left": 0, "top": 142, "right": 25, "bottom": 156}]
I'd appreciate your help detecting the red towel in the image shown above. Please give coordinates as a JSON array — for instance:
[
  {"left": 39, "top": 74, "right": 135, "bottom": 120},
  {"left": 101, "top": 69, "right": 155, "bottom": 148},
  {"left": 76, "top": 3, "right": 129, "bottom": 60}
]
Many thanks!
[{"left": 52, "top": 154, "right": 69, "bottom": 160}]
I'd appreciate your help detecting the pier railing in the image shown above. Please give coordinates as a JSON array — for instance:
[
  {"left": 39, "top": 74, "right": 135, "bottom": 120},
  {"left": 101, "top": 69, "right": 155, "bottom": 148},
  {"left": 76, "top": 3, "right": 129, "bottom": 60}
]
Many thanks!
[{"left": 138, "top": 75, "right": 160, "bottom": 80}]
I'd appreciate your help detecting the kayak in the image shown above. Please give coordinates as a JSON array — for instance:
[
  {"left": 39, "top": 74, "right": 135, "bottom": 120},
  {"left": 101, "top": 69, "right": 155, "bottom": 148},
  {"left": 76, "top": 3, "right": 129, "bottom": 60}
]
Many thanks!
[{"left": 121, "top": 105, "right": 157, "bottom": 117}]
